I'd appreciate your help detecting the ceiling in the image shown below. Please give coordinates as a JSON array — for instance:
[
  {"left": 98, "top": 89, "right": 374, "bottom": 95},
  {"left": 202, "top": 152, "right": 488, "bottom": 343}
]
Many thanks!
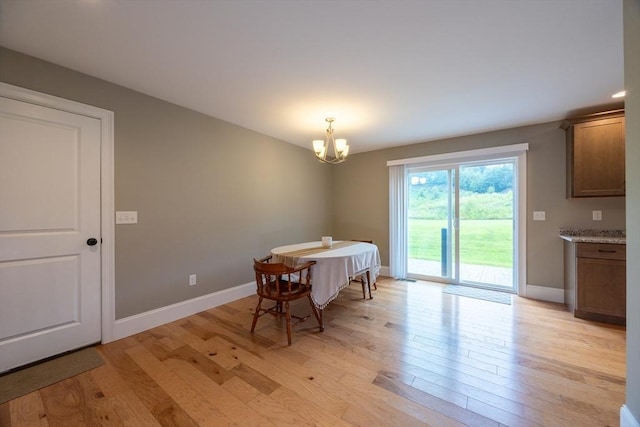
[{"left": 0, "top": 0, "right": 624, "bottom": 154}]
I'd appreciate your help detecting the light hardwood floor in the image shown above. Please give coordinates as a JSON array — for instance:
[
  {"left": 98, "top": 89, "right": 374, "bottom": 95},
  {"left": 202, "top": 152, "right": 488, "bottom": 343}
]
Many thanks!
[{"left": 0, "top": 277, "right": 626, "bottom": 426}]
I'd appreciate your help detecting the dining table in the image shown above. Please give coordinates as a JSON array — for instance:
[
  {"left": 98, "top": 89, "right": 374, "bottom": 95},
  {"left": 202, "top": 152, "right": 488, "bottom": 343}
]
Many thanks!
[{"left": 270, "top": 240, "right": 381, "bottom": 331}]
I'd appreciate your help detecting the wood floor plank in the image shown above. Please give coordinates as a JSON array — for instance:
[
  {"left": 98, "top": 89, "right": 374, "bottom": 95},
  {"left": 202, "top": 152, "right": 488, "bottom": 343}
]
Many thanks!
[
  {"left": 90, "top": 354, "right": 164, "bottom": 426},
  {"left": 340, "top": 372, "right": 470, "bottom": 427},
  {"left": 0, "top": 401, "right": 11, "bottom": 427},
  {"left": 257, "top": 319, "right": 417, "bottom": 426},
  {"left": 245, "top": 392, "right": 314, "bottom": 427},
  {"left": 372, "top": 373, "right": 499, "bottom": 427},
  {"left": 72, "top": 372, "right": 124, "bottom": 426},
  {"left": 99, "top": 338, "right": 200, "bottom": 427},
  {"left": 300, "top": 368, "right": 430, "bottom": 427},
  {"left": 220, "top": 376, "right": 315, "bottom": 426},
  {"left": 4, "top": 392, "right": 49, "bottom": 427},
  {"left": 268, "top": 386, "right": 353, "bottom": 427},
  {"left": 220, "top": 376, "right": 261, "bottom": 404},
  {"left": 212, "top": 335, "right": 351, "bottom": 417},
  {"left": 196, "top": 311, "right": 277, "bottom": 352},
  {"left": 125, "top": 344, "right": 235, "bottom": 426},
  {"left": 465, "top": 397, "right": 544, "bottom": 427},
  {"left": 230, "top": 362, "right": 281, "bottom": 395},
  {"left": 88, "top": 363, "right": 130, "bottom": 398},
  {"left": 162, "top": 342, "right": 235, "bottom": 386},
  {"left": 106, "top": 391, "right": 162, "bottom": 427},
  {"left": 164, "top": 322, "right": 242, "bottom": 371},
  {"left": 263, "top": 346, "right": 345, "bottom": 383},
  {"left": 163, "top": 357, "right": 277, "bottom": 427},
  {"left": 293, "top": 336, "right": 380, "bottom": 383},
  {"left": 38, "top": 376, "right": 112, "bottom": 426}
]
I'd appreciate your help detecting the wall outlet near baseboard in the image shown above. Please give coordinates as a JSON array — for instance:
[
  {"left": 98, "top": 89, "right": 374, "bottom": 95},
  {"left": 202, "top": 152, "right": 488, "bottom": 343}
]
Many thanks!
[{"left": 189, "top": 274, "right": 197, "bottom": 286}]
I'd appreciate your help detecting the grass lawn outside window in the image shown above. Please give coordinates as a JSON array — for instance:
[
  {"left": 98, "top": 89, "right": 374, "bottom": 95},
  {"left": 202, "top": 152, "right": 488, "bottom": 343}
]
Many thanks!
[{"left": 408, "top": 218, "right": 513, "bottom": 268}]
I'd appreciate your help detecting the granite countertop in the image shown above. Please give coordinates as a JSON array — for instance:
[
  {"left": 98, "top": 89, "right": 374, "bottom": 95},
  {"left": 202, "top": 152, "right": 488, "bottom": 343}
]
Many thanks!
[{"left": 559, "top": 228, "right": 626, "bottom": 244}]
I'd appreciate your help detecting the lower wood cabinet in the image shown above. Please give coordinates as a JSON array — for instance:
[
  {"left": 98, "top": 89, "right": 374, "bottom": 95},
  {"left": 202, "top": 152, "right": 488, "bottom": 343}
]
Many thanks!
[{"left": 564, "top": 242, "right": 626, "bottom": 325}]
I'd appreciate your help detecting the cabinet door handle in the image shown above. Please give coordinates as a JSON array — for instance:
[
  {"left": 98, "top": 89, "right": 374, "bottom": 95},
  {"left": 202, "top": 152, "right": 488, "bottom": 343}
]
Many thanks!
[{"left": 597, "top": 249, "right": 617, "bottom": 253}]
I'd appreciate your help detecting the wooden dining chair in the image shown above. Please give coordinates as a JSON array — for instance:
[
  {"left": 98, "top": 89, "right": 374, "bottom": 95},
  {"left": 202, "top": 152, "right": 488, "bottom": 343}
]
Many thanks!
[
  {"left": 350, "top": 240, "right": 378, "bottom": 299},
  {"left": 251, "top": 255, "right": 322, "bottom": 345}
]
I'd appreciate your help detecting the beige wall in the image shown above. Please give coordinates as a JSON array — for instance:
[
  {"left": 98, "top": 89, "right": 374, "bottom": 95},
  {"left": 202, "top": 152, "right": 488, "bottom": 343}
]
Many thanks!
[
  {"left": 333, "top": 121, "right": 626, "bottom": 290},
  {"left": 0, "top": 47, "right": 333, "bottom": 319},
  {"left": 624, "top": 0, "right": 639, "bottom": 422}
]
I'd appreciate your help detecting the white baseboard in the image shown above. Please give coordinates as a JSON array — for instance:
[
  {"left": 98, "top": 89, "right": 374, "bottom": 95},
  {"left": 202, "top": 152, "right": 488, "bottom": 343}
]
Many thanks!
[
  {"left": 107, "top": 281, "right": 256, "bottom": 343},
  {"left": 622, "top": 405, "right": 640, "bottom": 427},
  {"left": 525, "top": 284, "right": 565, "bottom": 304}
]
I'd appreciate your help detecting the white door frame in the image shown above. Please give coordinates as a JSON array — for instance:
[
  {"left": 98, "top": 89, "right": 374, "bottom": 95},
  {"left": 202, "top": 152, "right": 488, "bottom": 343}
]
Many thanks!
[{"left": 0, "top": 82, "right": 116, "bottom": 343}]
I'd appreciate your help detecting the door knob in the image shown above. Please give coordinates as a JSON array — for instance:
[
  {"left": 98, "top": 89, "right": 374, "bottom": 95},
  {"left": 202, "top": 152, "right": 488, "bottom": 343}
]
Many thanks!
[{"left": 87, "top": 238, "right": 98, "bottom": 246}]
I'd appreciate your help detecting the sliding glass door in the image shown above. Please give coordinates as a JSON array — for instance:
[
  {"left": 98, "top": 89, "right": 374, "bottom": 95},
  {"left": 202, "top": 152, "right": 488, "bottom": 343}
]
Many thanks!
[
  {"left": 407, "top": 168, "right": 455, "bottom": 281},
  {"left": 407, "top": 159, "right": 516, "bottom": 292},
  {"left": 458, "top": 162, "right": 514, "bottom": 289}
]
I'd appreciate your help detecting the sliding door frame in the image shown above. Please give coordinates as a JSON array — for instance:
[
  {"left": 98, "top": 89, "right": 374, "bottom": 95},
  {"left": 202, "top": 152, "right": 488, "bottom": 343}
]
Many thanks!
[{"left": 388, "top": 143, "right": 528, "bottom": 296}]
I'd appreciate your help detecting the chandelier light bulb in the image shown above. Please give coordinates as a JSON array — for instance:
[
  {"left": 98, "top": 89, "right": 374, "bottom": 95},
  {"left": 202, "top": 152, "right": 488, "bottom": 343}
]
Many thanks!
[{"left": 313, "top": 140, "right": 325, "bottom": 154}]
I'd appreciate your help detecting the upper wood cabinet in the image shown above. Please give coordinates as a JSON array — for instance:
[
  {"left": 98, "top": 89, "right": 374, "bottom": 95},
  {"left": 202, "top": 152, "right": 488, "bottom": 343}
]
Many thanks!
[{"left": 562, "top": 109, "right": 625, "bottom": 198}]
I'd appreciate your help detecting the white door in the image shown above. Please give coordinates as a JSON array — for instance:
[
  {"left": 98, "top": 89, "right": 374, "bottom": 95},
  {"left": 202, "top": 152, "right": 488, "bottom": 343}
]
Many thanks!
[{"left": 0, "top": 96, "right": 102, "bottom": 372}]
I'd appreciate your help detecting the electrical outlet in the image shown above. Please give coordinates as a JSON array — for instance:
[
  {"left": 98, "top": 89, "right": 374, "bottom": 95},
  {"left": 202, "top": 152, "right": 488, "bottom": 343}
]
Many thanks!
[
  {"left": 189, "top": 274, "right": 197, "bottom": 286},
  {"left": 593, "top": 210, "right": 602, "bottom": 221}
]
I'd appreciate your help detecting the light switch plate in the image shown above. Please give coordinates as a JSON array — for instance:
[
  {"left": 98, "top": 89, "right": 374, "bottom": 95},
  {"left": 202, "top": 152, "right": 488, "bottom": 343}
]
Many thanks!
[
  {"left": 533, "top": 211, "right": 546, "bottom": 221},
  {"left": 116, "top": 211, "right": 138, "bottom": 224},
  {"left": 592, "top": 210, "right": 602, "bottom": 221}
]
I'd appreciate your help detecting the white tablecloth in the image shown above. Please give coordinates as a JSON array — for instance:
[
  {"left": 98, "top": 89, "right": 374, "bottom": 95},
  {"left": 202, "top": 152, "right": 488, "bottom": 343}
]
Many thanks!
[{"left": 271, "top": 241, "right": 381, "bottom": 309}]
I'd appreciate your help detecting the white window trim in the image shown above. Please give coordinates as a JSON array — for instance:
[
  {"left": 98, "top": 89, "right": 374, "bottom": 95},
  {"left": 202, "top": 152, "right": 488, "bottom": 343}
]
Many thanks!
[{"left": 387, "top": 143, "right": 529, "bottom": 167}]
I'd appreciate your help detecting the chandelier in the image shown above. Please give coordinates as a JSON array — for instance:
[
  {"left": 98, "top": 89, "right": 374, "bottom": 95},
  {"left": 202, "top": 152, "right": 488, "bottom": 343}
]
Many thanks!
[{"left": 312, "top": 117, "right": 349, "bottom": 164}]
